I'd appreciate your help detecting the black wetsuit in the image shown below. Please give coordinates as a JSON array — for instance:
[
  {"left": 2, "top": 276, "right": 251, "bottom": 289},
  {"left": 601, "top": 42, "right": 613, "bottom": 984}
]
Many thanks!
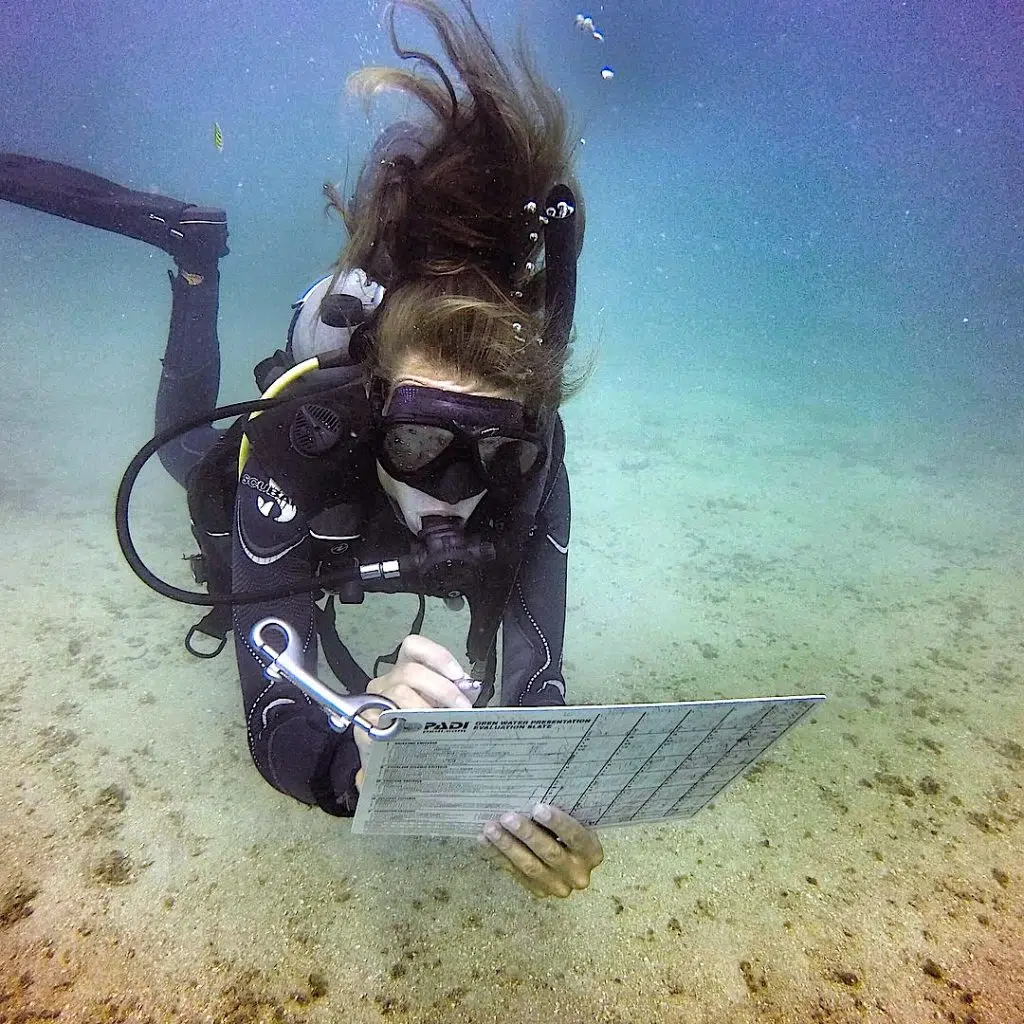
[
  {"left": 0, "top": 154, "right": 571, "bottom": 818},
  {"left": 229, "top": 433, "right": 570, "bottom": 816},
  {"left": 178, "top": 274, "right": 571, "bottom": 814}
]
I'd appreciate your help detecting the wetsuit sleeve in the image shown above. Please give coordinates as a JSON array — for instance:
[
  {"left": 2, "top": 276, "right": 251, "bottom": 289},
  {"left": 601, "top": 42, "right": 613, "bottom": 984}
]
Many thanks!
[
  {"left": 499, "top": 426, "right": 571, "bottom": 707},
  {"left": 231, "top": 453, "right": 362, "bottom": 816}
]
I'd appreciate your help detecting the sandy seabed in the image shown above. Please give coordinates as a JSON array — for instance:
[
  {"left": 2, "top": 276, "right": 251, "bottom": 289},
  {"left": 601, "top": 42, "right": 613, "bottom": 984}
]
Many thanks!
[{"left": 0, "top": 341, "right": 1021, "bottom": 1024}]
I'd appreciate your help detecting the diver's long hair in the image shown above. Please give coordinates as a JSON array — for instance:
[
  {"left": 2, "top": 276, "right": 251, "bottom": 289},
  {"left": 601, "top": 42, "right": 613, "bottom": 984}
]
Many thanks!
[{"left": 325, "top": 0, "right": 585, "bottom": 412}]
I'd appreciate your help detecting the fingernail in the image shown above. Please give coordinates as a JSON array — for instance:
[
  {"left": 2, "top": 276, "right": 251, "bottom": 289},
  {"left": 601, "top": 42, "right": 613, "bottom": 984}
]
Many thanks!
[
  {"left": 533, "top": 803, "right": 552, "bottom": 823},
  {"left": 483, "top": 822, "right": 501, "bottom": 841},
  {"left": 500, "top": 812, "right": 519, "bottom": 831}
]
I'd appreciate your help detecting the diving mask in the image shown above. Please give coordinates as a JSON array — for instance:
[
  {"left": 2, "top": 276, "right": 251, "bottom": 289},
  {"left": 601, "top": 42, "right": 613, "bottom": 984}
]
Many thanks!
[{"left": 371, "top": 378, "right": 546, "bottom": 508}]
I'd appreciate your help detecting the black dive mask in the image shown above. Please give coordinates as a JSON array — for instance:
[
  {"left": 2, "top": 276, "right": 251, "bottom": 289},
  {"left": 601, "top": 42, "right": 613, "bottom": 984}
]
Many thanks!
[{"left": 370, "top": 378, "right": 547, "bottom": 504}]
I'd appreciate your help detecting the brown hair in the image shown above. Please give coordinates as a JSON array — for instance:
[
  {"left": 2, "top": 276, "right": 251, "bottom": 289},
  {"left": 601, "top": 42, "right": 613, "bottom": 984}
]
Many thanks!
[{"left": 325, "top": 0, "right": 585, "bottom": 413}]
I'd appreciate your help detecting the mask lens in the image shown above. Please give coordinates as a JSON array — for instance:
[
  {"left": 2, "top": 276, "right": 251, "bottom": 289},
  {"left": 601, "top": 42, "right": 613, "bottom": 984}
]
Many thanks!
[
  {"left": 477, "top": 436, "right": 541, "bottom": 485},
  {"left": 383, "top": 424, "right": 455, "bottom": 472}
]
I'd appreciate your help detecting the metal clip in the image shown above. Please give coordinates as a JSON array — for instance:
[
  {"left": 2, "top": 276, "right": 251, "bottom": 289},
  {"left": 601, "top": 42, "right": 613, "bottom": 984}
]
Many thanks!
[{"left": 250, "top": 618, "right": 402, "bottom": 740}]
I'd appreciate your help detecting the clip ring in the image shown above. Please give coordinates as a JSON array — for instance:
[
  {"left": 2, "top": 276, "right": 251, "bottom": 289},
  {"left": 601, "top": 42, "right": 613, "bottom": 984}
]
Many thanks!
[{"left": 251, "top": 617, "right": 402, "bottom": 740}]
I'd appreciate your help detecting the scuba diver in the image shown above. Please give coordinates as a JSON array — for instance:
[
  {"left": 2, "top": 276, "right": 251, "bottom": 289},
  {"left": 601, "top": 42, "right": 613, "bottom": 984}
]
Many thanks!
[{"left": 0, "top": 0, "right": 602, "bottom": 898}]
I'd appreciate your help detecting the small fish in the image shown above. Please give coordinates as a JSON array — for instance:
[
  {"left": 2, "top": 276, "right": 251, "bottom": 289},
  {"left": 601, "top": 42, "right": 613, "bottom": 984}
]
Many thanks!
[
  {"left": 592, "top": 29, "right": 604, "bottom": 42},
  {"left": 212, "top": 121, "right": 224, "bottom": 152},
  {"left": 601, "top": 66, "right": 615, "bottom": 80}
]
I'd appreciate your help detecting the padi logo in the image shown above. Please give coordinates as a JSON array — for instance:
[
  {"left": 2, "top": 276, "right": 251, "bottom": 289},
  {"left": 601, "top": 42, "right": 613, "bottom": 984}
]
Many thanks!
[
  {"left": 424, "top": 721, "right": 469, "bottom": 733},
  {"left": 241, "top": 474, "right": 297, "bottom": 524}
]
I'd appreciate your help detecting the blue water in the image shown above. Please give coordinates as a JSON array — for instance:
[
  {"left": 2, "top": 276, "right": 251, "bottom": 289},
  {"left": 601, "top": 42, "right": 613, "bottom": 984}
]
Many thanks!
[
  {"left": 3, "top": 0, "right": 1018, "bottom": 400},
  {"left": 1, "top": 1, "right": 1021, "bottom": 1020}
]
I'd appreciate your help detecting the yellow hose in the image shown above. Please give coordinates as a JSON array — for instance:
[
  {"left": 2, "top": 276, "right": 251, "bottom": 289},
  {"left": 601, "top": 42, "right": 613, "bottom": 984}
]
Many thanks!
[{"left": 237, "top": 357, "right": 321, "bottom": 476}]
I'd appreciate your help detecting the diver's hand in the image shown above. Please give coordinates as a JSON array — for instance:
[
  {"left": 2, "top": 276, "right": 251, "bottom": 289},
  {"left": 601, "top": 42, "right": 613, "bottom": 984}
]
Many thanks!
[
  {"left": 354, "top": 635, "right": 473, "bottom": 789},
  {"left": 481, "top": 803, "right": 603, "bottom": 898}
]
